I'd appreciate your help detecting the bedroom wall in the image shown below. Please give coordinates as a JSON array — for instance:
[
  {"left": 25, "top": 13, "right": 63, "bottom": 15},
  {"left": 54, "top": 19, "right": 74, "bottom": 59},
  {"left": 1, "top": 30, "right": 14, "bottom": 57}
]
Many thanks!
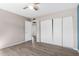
[
  {"left": 36, "top": 8, "right": 77, "bottom": 49},
  {"left": 0, "top": 9, "right": 30, "bottom": 49}
]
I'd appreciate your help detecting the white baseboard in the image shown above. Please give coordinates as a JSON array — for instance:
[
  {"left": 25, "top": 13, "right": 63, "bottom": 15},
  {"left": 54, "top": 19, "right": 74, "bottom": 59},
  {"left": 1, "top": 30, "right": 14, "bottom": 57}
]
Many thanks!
[
  {"left": 78, "top": 50, "right": 79, "bottom": 52},
  {"left": 0, "top": 40, "right": 25, "bottom": 49},
  {"left": 73, "top": 48, "right": 79, "bottom": 52}
]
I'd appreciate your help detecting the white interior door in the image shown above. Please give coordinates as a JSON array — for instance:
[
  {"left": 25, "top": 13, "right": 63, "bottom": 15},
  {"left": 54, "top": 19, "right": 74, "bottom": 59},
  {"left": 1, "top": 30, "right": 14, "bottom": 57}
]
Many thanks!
[
  {"left": 25, "top": 21, "right": 32, "bottom": 41},
  {"left": 53, "top": 18, "right": 62, "bottom": 46},
  {"left": 41, "top": 19, "right": 53, "bottom": 44},
  {"left": 63, "top": 16, "right": 73, "bottom": 48}
]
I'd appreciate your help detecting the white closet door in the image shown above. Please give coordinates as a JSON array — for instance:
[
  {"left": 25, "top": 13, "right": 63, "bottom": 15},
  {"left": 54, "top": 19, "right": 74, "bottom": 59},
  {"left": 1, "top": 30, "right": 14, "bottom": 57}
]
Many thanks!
[
  {"left": 41, "top": 19, "right": 53, "bottom": 44},
  {"left": 63, "top": 16, "right": 73, "bottom": 48},
  {"left": 53, "top": 18, "right": 62, "bottom": 46},
  {"left": 25, "top": 21, "right": 32, "bottom": 41}
]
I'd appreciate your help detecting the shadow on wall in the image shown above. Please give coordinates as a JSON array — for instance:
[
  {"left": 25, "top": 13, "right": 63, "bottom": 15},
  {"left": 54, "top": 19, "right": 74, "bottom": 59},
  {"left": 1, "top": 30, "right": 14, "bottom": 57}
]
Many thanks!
[{"left": 77, "top": 4, "right": 79, "bottom": 49}]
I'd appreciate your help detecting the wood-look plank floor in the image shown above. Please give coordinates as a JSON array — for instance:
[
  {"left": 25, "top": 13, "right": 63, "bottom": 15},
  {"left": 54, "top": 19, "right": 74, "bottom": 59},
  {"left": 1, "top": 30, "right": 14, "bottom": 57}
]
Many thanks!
[{"left": 0, "top": 41, "right": 79, "bottom": 56}]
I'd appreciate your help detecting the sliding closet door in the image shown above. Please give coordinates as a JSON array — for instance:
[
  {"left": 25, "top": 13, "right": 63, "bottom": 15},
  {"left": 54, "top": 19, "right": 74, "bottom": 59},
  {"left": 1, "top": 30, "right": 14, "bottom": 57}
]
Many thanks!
[
  {"left": 41, "top": 19, "right": 53, "bottom": 44},
  {"left": 63, "top": 16, "right": 74, "bottom": 48},
  {"left": 53, "top": 18, "right": 62, "bottom": 46},
  {"left": 25, "top": 21, "right": 32, "bottom": 41}
]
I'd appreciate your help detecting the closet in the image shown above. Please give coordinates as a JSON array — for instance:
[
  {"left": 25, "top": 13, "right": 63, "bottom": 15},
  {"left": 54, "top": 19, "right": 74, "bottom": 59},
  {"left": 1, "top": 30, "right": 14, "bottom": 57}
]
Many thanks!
[
  {"left": 41, "top": 19, "right": 53, "bottom": 44},
  {"left": 40, "top": 16, "right": 74, "bottom": 49},
  {"left": 25, "top": 21, "right": 32, "bottom": 41},
  {"left": 53, "top": 17, "right": 62, "bottom": 46},
  {"left": 63, "top": 16, "right": 74, "bottom": 48}
]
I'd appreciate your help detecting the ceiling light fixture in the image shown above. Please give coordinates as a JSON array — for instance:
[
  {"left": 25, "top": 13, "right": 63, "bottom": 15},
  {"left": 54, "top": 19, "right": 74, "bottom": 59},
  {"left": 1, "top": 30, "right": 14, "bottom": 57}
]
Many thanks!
[
  {"left": 28, "top": 5, "right": 34, "bottom": 10},
  {"left": 23, "top": 3, "right": 40, "bottom": 11}
]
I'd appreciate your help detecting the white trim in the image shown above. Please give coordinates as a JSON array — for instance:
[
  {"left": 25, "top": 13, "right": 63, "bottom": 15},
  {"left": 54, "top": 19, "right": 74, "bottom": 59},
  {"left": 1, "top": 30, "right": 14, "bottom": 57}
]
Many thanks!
[
  {"left": 0, "top": 41, "right": 25, "bottom": 49},
  {"left": 73, "top": 48, "right": 79, "bottom": 52}
]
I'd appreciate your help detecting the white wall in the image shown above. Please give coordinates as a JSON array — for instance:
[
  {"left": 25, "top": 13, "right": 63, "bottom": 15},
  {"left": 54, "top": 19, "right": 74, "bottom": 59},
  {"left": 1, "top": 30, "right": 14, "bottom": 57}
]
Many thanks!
[{"left": 0, "top": 9, "right": 30, "bottom": 49}]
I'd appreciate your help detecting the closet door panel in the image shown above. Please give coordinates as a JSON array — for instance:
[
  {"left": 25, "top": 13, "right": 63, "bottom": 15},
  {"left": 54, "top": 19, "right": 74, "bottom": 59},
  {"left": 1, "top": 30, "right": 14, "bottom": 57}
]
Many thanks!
[
  {"left": 41, "top": 19, "right": 53, "bottom": 44},
  {"left": 25, "top": 21, "right": 32, "bottom": 41},
  {"left": 63, "top": 16, "right": 73, "bottom": 48},
  {"left": 53, "top": 18, "right": 62, "bottom": 46}
]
